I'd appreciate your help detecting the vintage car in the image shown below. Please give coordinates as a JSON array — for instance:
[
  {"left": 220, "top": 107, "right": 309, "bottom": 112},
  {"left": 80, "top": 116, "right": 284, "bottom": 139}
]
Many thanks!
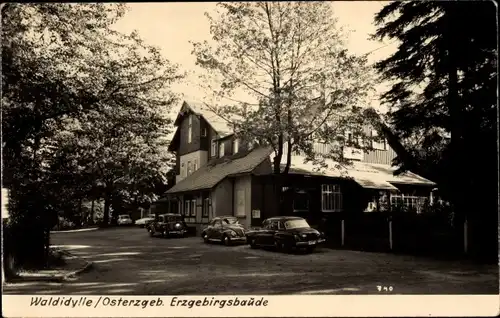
[
  {"left": 147, "top": 213, "right": 188, "bottom": 238},
  {"left": 245, "top": 216, "right": 326, "bottom": 253},
  {"left": 135, "top": 214, "right": 156, "bottom": 228},
  {"left": 117, "top": 214, "right": 133, "bottom": 226},
  {"left": 201, "top": 216, "right": 247, "bottom": 246}
]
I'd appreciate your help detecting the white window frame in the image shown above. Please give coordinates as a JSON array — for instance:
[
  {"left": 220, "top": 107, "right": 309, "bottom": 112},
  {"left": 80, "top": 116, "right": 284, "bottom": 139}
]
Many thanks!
[
  {"left": 390, "top": 193, "right": 427, "bottom": 213},
  {"left": 211, "top": 139, "right": 216, "bottom": 157},
  {"left": 187, "top": 161, "right": 192, "bottom": 176},
  {"left": 233, "top": 138, "right": 239, "bottom": 154},
  {"left": 181, "top": 163, "right": 185, "bottom": 177},
  {"left": 219, "top": 142, "right": 225, "bottom": 157},
  {"left": 321, "top": 184, "right": 342, "bottom": 212},
  {"left": 188, "top": 115, "right": 192, "bottom": 144},
  {"left": 201, "top": 128, "right": 207, "bottom": 137},
  {"left": 194, "top": 159, "right": 198, "bottom": 172},
  {"left": 191, "top": 200, "right": 196, "bottom": 217}
]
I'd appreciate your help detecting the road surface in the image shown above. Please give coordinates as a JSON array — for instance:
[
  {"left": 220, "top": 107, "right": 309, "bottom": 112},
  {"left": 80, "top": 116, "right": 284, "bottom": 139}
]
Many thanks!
[{"left": 3, "top": 227, "right": 498, "bottom": 295}]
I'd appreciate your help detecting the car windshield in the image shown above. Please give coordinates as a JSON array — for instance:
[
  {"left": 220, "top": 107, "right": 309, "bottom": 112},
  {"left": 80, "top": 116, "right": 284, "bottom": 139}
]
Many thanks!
[
  {"left": 284, "top": 219, "right": 309, "bottom": 229},
  {"left": 221, "top": 218, "right": 239, "bottom": 225}
]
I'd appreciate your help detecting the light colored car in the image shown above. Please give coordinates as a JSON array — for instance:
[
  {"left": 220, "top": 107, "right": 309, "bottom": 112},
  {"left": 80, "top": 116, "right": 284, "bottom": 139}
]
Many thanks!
[
  {"left": 135, "top": 216, "right": 155, "bottom": 228},
  {"left": 117, "top": 214, "right": 133, "bottom": 226}
]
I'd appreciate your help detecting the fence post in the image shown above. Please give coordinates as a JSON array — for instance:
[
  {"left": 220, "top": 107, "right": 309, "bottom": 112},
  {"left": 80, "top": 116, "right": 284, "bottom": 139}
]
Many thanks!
[
  {"left": 341, "top": 219, "right": 345, "bottom": 247},
  {"left": 389, "top": 218, "right": 393, "bottom": 251},
  {"left": 463, "top": 218, "right": 468, "bottom": 254}
]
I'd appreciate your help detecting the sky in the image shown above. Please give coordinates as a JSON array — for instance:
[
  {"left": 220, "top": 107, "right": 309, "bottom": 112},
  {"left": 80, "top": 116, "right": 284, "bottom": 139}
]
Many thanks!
[{"left": 112, "top": 1, "right": 397, "bottom": 116}]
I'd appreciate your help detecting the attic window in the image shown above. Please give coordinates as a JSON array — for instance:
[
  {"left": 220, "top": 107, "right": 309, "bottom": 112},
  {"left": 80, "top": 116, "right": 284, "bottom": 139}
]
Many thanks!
[
  {"left": 219, "top": 142, "right": 225, "bottom": 157},
  {"left": 188, "top": 115, "right": 193, "bottom": 144},
  {"left": 201, "top": 128, "right": 207, "bottom": 137}
]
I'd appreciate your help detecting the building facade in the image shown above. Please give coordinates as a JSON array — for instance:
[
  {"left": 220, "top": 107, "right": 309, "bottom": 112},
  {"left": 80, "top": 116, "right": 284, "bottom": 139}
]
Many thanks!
[{"left": 157, "top": 100, "right": 436, "bottom": 234}]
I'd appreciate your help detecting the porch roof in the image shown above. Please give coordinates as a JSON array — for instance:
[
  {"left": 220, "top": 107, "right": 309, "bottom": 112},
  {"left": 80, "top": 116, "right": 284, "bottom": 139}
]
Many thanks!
[
  {"left": 165, "top": 146, "right": 273, "bottom": 194},
  {"left": 277, "top": 154, "right": 435, "bottom": 190}
]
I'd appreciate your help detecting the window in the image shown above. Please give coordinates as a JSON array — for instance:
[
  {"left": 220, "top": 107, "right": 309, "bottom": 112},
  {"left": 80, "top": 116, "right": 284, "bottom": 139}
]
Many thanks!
[
  {"left": 203, "top": 198, "right": 210, "bottom": 217},
  {"left": 293, "top": 190, "right": 309, "bottom": 212},
  {"left": 191, "top": 200, "right": 196, "bottom": 216},
  {"left": 194, "top": 160, "right": 198, "bottom": 172},
  {"left": 188, "top": 115, "right": 192, "bottom": 143},
  {"left": 321, "top": 184, "right": 342, "bottom": 212},
  {"left": 390, "top": 193, "right": 427, "bottom": 213},
  {"left": 219, "top": 142, "right": 225, "bottom": 157},
  {"left": 201, "top": 128, "right": 207, "bottom": 137},
  {"left": 178, "top": 201, "right": 183, "bottom": 215},
  {"left": 233, "top": 139, "right": 239, "bottom": 154},
  {"left": 187, "top": 161, "right": 192, "bottom": 175},
  {"left": 269, "top": 221, "right": 279, "bottom": 230},
  {"left": 347, "top": 132, "right": 353, "bottom": 144},
  {"left": 181, "top": 163, "right": 185, "bottom": 177},
  {"left": 184, "top": 200, "right": 190, "bottom": 216},
  {"left": 211, "top": 139, "right": 216, "bottom": 157}
]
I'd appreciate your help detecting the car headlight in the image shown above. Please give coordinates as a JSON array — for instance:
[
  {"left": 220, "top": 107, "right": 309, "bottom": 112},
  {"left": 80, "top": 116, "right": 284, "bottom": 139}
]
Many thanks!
[
  {"left": 301, "top": 234, "right": 307, "bottom": 238},
  {"left": 175, "top": 223, "right": 181, "bottom": 229}
]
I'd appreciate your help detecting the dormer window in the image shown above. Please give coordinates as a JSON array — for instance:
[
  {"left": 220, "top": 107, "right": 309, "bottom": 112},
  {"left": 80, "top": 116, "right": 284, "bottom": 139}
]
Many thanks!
[
  {"left": 201, "top": 128, "right": 207, "bottom": 137},
  {"left": 219, "top": 142, "right": 225, "bottom": 157},
  {"left": 211, "top": 139, "right": 216, "bottom": 157},
  {"left": 188, "top": 115, "right": 193, "bottom": 143},
  {"left": 233, "top": 139, "right": 239, "bottom": 154}
]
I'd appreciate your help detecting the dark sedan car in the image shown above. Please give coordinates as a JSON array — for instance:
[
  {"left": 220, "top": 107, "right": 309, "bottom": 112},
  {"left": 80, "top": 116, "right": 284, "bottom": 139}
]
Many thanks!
[
  {"left": 201, "top": 216, "right": 247, "bottom": 246},
  {"left": 245, "top": 216, "right": 326, "bottom": 253},
  {"left": 147, "top": 213, "right": 188, "bottom": 238}
]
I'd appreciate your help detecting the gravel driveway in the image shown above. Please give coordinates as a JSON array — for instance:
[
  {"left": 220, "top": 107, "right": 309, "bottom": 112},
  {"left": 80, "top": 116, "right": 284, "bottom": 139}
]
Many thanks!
[{"left": 3, "top": 227, "right": 498, "bottom": 295}]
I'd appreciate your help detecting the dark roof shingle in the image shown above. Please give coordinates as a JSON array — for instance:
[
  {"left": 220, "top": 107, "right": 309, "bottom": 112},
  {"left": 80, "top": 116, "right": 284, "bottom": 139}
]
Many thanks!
[{"left": 166, "top": 147, "right": 272, "bottom": 194}]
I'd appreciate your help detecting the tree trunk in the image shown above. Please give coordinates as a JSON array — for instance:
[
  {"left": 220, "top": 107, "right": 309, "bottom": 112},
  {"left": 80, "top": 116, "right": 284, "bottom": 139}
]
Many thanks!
[
  {"left": 90, "top": 199, "right": 95, "bottom": 224},
  {"left": 445, "top": 6, "right": 465, "bottom": 225},
  {"left": 103, "top": 193, "right": 111, "bottom": 227}
]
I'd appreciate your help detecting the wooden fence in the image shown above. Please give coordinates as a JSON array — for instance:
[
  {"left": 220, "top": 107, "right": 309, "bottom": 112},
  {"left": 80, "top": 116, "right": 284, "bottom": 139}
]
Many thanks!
[{"left": 322, "top": 212, "right": 465, "bottom": 258}]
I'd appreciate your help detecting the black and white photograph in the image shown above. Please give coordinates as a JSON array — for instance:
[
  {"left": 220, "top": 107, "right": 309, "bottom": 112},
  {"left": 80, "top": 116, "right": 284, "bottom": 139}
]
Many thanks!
[{"left": 2, "top": 1, "right": 498, "bottom": 317}]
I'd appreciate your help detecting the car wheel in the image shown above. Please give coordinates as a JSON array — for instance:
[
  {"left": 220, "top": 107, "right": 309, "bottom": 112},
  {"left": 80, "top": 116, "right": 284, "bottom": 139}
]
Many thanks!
[
  {"left": 202, "top": 232, "right": 209, "bottom": 243},
  {"left": 163, "top": 230, "right": 168, "bottom": 238},
  {"left": 250, "top": 238, "right": 257, "bottom": 249},
  {"left": 306, "top": 246, "right": 315, "bottom": 254},
  {"left": 274, "top": 240, "right": 282, "bottom": 252},
  {"left": 223, "top": 235, "right": 231, "bottom": 246}
]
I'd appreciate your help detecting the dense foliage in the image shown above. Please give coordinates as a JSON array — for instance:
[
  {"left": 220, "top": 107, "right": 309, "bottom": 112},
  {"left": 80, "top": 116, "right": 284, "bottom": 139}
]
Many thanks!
[
  {"left": 2, "top": 3, "right": 181, "bottom": 269},
  {"left": 373, "top": 1, "right": 497, "bottom": 260},
  {"left": 192, "top": 2, "right": 376, "bottom": 174}
]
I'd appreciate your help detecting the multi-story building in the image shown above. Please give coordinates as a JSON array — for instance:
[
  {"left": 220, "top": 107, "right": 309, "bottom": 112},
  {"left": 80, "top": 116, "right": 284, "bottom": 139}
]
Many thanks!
[{"left": 158, "top": 100, "right": 435, "bottom": 234}]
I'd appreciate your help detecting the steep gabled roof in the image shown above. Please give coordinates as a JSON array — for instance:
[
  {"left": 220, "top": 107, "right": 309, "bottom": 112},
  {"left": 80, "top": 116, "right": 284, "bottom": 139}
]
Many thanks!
[
  {"left": 168, "top": 100, "right": 237, "bottom": 152},
  {"left": 166, "top": 146, "right": 272, "bottom": 194}
]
